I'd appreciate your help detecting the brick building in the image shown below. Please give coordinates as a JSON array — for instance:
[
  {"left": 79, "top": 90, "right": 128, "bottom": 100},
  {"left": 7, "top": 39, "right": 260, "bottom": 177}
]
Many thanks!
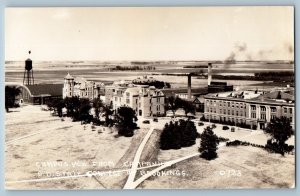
[{"left": 204, "top": 90, "right": 295, "bottom": 130}]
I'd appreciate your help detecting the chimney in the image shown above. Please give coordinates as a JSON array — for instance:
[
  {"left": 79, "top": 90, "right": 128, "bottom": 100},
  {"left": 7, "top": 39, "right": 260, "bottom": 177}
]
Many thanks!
[
  {"left": 208, "top": 63, "right": 212, "bottom": 85},
  {"left": 188, "top": 74, "right": 192, "bottom": 100}
]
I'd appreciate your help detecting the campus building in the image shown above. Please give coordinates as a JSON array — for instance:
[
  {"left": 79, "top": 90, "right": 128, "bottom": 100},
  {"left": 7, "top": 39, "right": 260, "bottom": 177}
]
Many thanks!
[
  {"left": 112, "top": 85, "right": 165, "bottom": 117},
  {"left": 204, "top": 90, "right": 295, "bottom": 130},
  {"left": 63, "top": 73, "right": 104, "bottom": 100}
]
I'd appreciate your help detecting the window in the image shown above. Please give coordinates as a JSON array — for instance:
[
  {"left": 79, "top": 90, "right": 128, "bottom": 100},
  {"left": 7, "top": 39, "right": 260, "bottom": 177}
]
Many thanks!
[
  {"left": 206, "top": 100, "right": 209, "bottom": 105},
  {"left": 290, "top": 116, "right": 293, "bottom": 122},
  {"left": 271, "top": 115, "right": 276, "bottom": 120},
  {"left": 115, "top": 97, "right": 117, "bottom": 101},
  {"left": 271, "top": 107, "right": 277, "bottom": 113},
  {"left": 251, "top": 105, "right": 256, "bottom": 110},
  {"left": 260, "top": 106, "right": 266, "bottom": 112},
  {"left": 210, "top": 108, "right": 213, "bottom": 113},
  {"left": 261, "top": 113, "right": 266, "bottom": 120},
  {"left": 228, "top": 110, "right": 230, "bottom": 115},
  {"left": 220, "top": 109, "right": 222, "bottom": 114},
  {"left": 214, "top": 108, "right": 216, "bottom": 113},
  {"left": 228, "top": 102, "right": 230, "bottom": 107},
  {"left": 251, "top": 113, "right": 256, "bottom": 118},
  {"left": 236, "top": 111, "right": 239, "bottom": 116},
  {"left": 232, "top": 102, "right": 234, "bottom": 108},
  {"left": 126, "top": 99, "right": 130, "bottom": 104},
  {"left": 126, "top": 92, "right": 130, "bottom": 97},
  {"left": 236, "top": 103, "right": 239, "bottom": 108},
  {"left": 157, "top": 97, "right": 160, "bottom": 102},
  {"left": 232, "top": 110, "right": 234, "bottom": 115},
  {"left": 289, "top": 108, "right": 293, "bottom": 114},
  {"left": 220, "top": 102, "right": 222, "bottom": 107},
  {"left": 284, "top": 107, "right": 287, "bottom": 113},
  {"left": 224, "top": 110, "right": 226, "bottom": 115}
]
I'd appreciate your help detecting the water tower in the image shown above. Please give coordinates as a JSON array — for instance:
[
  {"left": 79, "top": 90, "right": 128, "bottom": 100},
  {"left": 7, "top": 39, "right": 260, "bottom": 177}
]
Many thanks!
[{"left": 23, "top": 50, "right": 34, "bottom": 85}]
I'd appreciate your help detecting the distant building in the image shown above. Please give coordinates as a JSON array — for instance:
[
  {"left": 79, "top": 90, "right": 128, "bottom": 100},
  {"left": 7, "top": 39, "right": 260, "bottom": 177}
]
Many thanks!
[
  {"left": 208, "top": 81, "right": 234, "bottom": 93},
  {"left": 112, "top": 85, "right": 165, "bottom": 117},
  {"left": 6, "top": 83, "right": 63, "bottom": 105},
  {"left": 204, "top": 89, "right": 295, "bottom": 130},
  {"left": 132, "top": 75, "right": 156, "bottom": 83},
  {"left": 63, "top": 73, "right": 104, "bottom": 100},
  {"left": 104, "top": 80, "right": 132, "bottom": 105}
]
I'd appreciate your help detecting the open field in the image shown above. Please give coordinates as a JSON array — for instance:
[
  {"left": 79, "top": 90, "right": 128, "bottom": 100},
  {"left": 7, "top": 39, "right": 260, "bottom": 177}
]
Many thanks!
[
  {"left": 140, "top": 146, "right": 295, "bottom": 189},
  {"left": 136, "top": 119, "right": 295, "bottom": 189},
  {"left": 5, "top": 105, "right": 295, "bottom": 189},
  {"left": 5, "top": 60, "right": 293, "bottom": 88},
  {"left": 5, "top": 105, "right": 150, "bottom": 189}
]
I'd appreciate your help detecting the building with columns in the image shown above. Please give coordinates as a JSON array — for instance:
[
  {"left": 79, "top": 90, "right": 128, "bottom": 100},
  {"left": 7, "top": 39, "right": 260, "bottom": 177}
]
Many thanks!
[
  {"left": 63, "top": 73, "right": 104, "bottom": 100},
  {"left": 204, "top": 89, "right": 295, "bottom": 130}
]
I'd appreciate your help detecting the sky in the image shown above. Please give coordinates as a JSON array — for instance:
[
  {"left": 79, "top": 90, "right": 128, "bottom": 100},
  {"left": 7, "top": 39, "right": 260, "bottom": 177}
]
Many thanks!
[{"left": 5, "top": 7, "right": 294, "bottom": 61}]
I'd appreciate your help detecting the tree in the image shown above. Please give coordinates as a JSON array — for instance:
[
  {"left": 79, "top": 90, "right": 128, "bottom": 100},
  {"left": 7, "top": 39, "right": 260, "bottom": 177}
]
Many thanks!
[
  {"left": 160, "top": 121, "right": 180, "bottom": 150},
  {"left": 264, "top": 116, "right": 294, "bottom": 155},
  {"left": 182, "top": 100, "right": 196, "bottom": 116},
  {"left": 199, "top": 126, "right": 219, "bottom": 160},
  {"left": 47, "top": 98, "right": 65, "bottom": 117},
  {"left": 103, "top": 104, "right": 114, "bottom": 127},
  {"left": 115, "top": 106, "right": 138, "bottom": 137},
  {"left": 160, "top": 120, "right": 198, "bottom": 150},
  {"left": 165, "top": 96, "right": 178, "bottom": 117},
  {"left": 5, "top": 86, "right": 21, "bottom": 112},
  {"left": 64, "top": 96, "right": 81, "bottom": 119},
  {"left": 79, "top": 98, "right": 92, "bottom": 123},
  {"left": 92, "top": 98, "right": 103, "bottom": 120}
]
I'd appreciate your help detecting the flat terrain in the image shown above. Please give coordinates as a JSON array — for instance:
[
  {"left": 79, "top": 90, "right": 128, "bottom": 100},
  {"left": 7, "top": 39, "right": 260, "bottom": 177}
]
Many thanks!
[
  {"left": 137, "top": 120, "right": 295, "bottom": 189},
  {"left": 5, "top": 105, "right": 149, "bottom": 189},
  {"left": 5, "top": 105, "right": 295, "bottom": 189},
  {"left": 140, "top": 146, "right": 295, "bottom": 189}
]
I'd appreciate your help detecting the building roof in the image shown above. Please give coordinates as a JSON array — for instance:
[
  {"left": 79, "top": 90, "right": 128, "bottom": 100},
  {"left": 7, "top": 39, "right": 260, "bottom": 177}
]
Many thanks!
[
  {"left": 161, "top": 87, "right": 208, "bottom": 97},
  {"left": 64, "top": 73, "right": 74, "bottom": 80},
  {"left": 26, "top": 84, "right": 63, "bottom": 96},
  {"left": 250, "top": 91, "right": 295, "bottom": 104}
]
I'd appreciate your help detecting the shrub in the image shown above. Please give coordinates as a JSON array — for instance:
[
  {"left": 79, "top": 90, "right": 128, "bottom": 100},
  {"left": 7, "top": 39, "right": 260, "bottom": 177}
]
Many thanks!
[{"left": 218, "top": 137, "right": 229, "bottom": 142}]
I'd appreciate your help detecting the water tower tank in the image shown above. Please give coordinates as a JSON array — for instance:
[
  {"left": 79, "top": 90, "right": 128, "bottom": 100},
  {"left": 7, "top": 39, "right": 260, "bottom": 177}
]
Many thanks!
[{"left": 25, "top": 58, "right": 32, "bottom": 71}]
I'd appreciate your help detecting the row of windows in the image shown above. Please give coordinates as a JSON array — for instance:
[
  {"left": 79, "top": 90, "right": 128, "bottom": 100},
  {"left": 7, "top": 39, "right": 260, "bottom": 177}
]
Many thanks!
[
  {"left": 251, "top": 105, "right": 293, "bottom": 114},
  {"left": 207, "top": 115, "right": 246, "bottom": 124},
  {"left": 209, "top": 108, "right": 246, "bottom": 116},
  {"left": 207, "top": 100, "right": 246, "bottom": 108}
]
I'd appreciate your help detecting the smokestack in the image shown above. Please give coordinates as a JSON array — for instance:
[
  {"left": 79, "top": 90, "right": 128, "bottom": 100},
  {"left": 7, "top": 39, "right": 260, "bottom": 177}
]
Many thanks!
[
  {"left": 208, "top": 63, "right": 212, "bottom": 85},
  {"left": 188, "top": 74, "right": 192, "bottom": 100}
]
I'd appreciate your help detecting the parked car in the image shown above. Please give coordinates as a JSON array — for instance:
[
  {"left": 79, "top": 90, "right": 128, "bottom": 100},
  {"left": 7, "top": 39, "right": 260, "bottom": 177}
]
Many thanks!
[
  {"left": 142, "top": 120, "right": 150, "bottom": 124},
  {"left": 198, "top": 122, "right": 204, "bottom": 126},
  {"left": 231, "top": 127, "right": 235, "bottom": 132},
  {"left": 222, "top": 125, "right": 229, "bottom": 130},
  {"left": 153, "top": 118, "right": 158, "bottom": 122}
]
